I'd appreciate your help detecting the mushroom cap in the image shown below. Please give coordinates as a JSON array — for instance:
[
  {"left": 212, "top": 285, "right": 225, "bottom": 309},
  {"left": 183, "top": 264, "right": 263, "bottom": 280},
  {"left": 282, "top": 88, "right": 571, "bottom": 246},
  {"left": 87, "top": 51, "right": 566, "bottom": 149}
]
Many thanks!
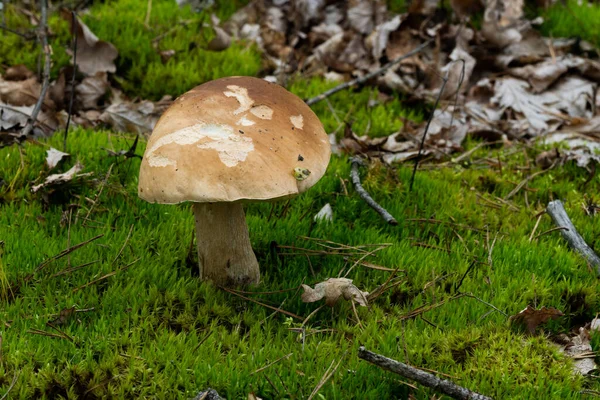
[{"left": 138, "top": 76, "right": 331, "bottom": 204}]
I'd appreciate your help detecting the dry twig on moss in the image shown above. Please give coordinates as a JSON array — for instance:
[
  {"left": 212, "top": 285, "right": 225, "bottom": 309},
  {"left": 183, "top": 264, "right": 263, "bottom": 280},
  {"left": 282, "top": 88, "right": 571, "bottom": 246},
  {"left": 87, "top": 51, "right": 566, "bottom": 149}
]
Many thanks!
[
  {"left": 358, "top": 347, "right": 493, "bottom": 400},
  {"left": 304, "top": 40, "right": 433, "bottom": 106},
  {"left": 21, "top": 0, "right": 51, "bottom": 139},
  {"left": 350, "top": 157, "right": 398, "bottom": 225},
  {"left": 546, "top": 200, "right": 600, "bottom": 274}
]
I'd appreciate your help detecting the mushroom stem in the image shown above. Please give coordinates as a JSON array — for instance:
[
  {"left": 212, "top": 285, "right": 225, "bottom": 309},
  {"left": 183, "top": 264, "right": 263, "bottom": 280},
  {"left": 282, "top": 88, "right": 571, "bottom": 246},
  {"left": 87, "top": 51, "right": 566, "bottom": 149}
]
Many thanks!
[{"left": 193, "top": 202, "right": 260, "bottom": 286}]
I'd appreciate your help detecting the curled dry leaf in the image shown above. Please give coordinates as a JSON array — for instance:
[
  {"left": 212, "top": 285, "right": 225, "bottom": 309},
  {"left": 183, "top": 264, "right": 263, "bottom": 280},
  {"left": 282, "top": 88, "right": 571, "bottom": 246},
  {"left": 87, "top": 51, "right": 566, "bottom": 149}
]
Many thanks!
[
  {"left": 76, "top": 72, "right": 109, "bottom": 110},
  {"left": 0, "top": 102, "right": 58, "bottom": 136},
  {"left": 63, "top": 11, "right": 119, "bottom": 76},
  {"left": 4, "top": 64, "right": 35, "bottom": 81},
  {"left": 100, "top": 96, "right": 172, "bottom": 135},
  {"left": 32, "top": 162, "right": 86, "bottom": 193},
  {"left": 46, "top": 147, "right": 70, "bottom": 170},
  {"left": 208, "top": 14, "right": 232, "bottom": 51},
  {"left": 314, "top": 203, "right": 333, "bottom": 222},
  {"left": 509, "top": 305, "right": 563, "bottom": 334},
  {"left": 301, "top": 278, "right": 369, "bottom": 307}
]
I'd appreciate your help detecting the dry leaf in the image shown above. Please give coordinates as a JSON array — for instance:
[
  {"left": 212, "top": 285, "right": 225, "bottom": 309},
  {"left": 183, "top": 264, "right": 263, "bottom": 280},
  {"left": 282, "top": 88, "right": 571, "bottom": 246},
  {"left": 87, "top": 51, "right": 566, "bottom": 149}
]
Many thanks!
[
  {"left": 46, "top": 147, "right": 70, "bottom": 170},
  {"left": 32, "top": 162, "right": 86, "bottom": 193},
  {"left": 208, "top": 14, "right": 232, "bottom": 51},
  {"left": 63, "top": 11, "right": 119, "bottom": 76},
  {"left": 301, "top": 278, "right": 369, "bottom": 307},
  {"left": 510, "top": 305, "right": 563, "bottom": 334},
  {"left": 4, "top": 64, "right": 35, "bottom": 81},
  {"left": 0, "top": 102, "right": 58, "bottom": 136},
  {"left": 314, "top": 203, "right": 333, "bottom": 222},
  {"left": 76, "top": 72, "right": 109, "bottom": 110},
  {"left": 100, "top": 97, "right": 171, "bottom": 135},
  {"left": 50, "top": 306, "right": 76, "bottom": 326}
]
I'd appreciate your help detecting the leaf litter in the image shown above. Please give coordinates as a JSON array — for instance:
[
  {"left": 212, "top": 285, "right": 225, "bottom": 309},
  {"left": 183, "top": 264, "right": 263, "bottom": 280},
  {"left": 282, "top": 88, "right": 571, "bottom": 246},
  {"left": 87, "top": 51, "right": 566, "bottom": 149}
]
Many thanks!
[{"left": 1, "top": 0, "right": 599, "bottom": 168}]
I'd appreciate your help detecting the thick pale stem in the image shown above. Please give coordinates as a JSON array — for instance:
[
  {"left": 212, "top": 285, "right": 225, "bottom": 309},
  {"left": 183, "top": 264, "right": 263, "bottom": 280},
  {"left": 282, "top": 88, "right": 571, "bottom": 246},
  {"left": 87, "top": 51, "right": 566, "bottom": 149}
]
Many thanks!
[{"left": 193, "top": 202, "right": 260, "bottom": 286}]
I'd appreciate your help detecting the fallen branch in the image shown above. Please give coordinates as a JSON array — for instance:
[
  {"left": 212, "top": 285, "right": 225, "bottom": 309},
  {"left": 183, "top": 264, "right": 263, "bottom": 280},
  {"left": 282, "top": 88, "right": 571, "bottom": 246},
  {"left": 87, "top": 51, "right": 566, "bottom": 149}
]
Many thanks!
[
  {"left": 358, "top": 347, "right": 493, "bottom": 400},
  {"left": 21, "top": 0, "right": 51, "bottom": 138},
  {"left": 305, "top": 40, "right": 433, "bottom": 106},
  {"left": 546, "top": 200, "right": 600, "bottom": 275},
  {"left": 350, "top": 157, "right": 398, "bottom": 225}
]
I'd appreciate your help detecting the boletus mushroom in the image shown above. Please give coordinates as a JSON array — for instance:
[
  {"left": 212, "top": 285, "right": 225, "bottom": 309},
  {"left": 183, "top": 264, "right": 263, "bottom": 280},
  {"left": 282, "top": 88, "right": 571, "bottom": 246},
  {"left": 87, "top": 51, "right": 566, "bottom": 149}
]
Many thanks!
[{"left": 138, "top": 76, "right": 331, "bottom": 286}]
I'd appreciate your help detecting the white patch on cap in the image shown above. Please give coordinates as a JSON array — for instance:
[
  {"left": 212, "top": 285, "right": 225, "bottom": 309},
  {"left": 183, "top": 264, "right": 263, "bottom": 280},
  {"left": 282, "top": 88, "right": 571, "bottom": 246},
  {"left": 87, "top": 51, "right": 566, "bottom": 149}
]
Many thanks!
[
  {"left": 198, "top": 135, "right": 253, "bottom": 167},
  {"left": 290, "top": 114, "right": 304, "bottom": 129},
  {"left": 224, "top": 85, "right": 254, "bottom": 115},
  {"left": 147, "top": 123, "right": 254, "bottom": 168},
  {"left": 250, "top": 105, "right": 273, "bottom": 120},
  {"left": 237, "top": 115, "right": 255, "bottom": 126}
]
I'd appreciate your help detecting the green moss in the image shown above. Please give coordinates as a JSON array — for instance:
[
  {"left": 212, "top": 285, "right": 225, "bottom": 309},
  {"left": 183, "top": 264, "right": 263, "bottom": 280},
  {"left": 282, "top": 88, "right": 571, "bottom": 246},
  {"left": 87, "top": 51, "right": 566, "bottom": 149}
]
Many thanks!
[
  {"left": 0, "top": 0, "right": 261, "bottom": 99},
  {"left": 540, "top": 0, "right": 600, "bottom": 47},
  {"left": 0, "top": 125, "right": 599, "bottom": 398}
]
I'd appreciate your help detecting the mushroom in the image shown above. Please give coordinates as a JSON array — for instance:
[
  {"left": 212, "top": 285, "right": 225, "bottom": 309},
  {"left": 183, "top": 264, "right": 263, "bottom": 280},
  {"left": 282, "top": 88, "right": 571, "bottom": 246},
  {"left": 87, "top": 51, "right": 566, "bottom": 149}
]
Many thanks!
[{"left": 138, "top": 76, "right": 331, "bottom": 286}]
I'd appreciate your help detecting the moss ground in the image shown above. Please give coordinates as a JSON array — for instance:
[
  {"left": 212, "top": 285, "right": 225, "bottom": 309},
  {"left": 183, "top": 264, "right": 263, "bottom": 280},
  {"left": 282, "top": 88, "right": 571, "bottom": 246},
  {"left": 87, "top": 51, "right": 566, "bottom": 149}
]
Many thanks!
[{"left": 2, "top": 0, "right": 600, "bottom": 399}]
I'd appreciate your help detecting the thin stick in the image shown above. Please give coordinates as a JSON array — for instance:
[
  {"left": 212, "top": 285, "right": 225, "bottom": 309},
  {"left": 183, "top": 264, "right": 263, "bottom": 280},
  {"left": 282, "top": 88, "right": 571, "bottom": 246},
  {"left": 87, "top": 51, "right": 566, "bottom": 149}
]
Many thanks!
[
  {"left": 505, "top": 166, "right": 554, "bottom": 200},
  {"left": 350, "top": 157, "right": 397, "bottom": 225},
  {"left": 73, "top": 257, "right": 140, "bottom": 292},
  {"left": 82, "top": 164, "right": 113, "bottom": 226},
  {"left": 307, "top": 352, "right": 347, "bottom": 400},
  {"left": 220, "top": 286, "right": 303, "bottom": 320},
  {"left": 358, "top": 347, "right": 493, "bottom": 400},
  {"left": 528, "top": 214, "right": 543, "bottom": 242},
  {"left": 22, "top": 234, "right": 104, "bottom": 284},
  {"left": 305, "top": 40, "right": 433, "bottom": 106},
  {"left": 546, "top": 200, "right": 600, "bottom": 274},
  {"left": 409, "top": 72, "right": 449, "bottom": 191},
  {"left": 64, "top": 10, "right": 78, "bottom": 151},
  {"left": 21, "top": 0, "right": 51, "bottom": 138},
  {"left": 250, "top": 353, "right": 293, "bottom": 375},
  {"left": 533, "top": 226, "right": 569, "bottom": 240},
  {"left": 0, "top": 370, "right": 18, "bottom": 400}
]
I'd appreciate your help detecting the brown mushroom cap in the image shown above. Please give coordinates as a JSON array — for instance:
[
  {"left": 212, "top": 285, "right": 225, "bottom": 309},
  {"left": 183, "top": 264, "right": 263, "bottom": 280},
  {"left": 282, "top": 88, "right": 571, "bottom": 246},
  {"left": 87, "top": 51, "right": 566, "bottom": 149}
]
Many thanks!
[{"left": 138, "top": 76, "right": 331, "bottom": 204}]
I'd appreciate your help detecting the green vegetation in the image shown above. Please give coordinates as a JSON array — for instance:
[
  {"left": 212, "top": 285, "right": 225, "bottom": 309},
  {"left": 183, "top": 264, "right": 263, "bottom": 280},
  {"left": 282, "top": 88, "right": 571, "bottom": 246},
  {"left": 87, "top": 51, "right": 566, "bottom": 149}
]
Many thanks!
[
  {"left": 2, "top": 0, "right": 600, "bottom": 398},
  {"left": 1, "top": 117, "right": 599, "bottom": 398},
  {"left": 0, "top": 0, "right": 260, "bottom": 99},
  {"left": 541, "top": 0, "right": 600, "bottom": 48}
]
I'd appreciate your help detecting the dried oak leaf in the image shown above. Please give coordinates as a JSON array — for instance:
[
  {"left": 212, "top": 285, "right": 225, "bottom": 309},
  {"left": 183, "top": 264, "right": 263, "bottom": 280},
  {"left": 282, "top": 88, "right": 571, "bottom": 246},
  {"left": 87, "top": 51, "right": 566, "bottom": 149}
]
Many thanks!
[
  {"left": 32, "top": 162, "right": 86, "bottom": 193},
  {"left": 4, "top": 64, "right": 35, "bottom": 81},
  {"left": 301, "top": 278, "right": 369, "bottom": 307},
  {"left": 50, "top": 306, "right": 76, "bottom": 326},
  {"left": 0, "top": 102, "right": 58, "bottom": 135},
  {"left": 76, "top": 72, "right": 109, "bottom": 110},
  {"left": 100, "top": 96, "right": 172, "bottom": 135},
  {"left": 553, "top": 327, "right": 597, "bottom": 375},
  {"left": 63, "top": 11, "right": 118, "bottom": 76},
  {"left": 0, "top": 76, "right": 54, "bottom": 108},
  {"left": 510, "top": 305, "right": 563, "bottom": 334},
  {"left": 46, "top": 147, "right": 70, "bottom": 170}
]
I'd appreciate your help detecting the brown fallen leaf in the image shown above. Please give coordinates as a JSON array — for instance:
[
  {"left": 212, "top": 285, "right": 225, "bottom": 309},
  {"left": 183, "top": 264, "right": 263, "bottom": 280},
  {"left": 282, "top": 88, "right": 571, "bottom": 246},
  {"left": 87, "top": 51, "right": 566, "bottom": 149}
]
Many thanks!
[
  {"left": 100, "top": 96, "right": 172, "bottom": 135},
  {"left": 32, "top": 162, "right": 86, "bottom": 193},
  {"left": 207, "top": 14, "right": 231, "bottom": 52},
  {"left": 63, "top": 11, "right": 119, "bottom": 76},
  {"left": 76, "top": 72, "right": 109, "bottom": 109},
  {"left": 0, "top": 76, "right": 54, "bottom": 108},
  {"left": 509, "top": 305, "right": 563, "bottom": 334},
  {"left": 46, "top": 147, "right": 70, "bottom": 170},
  {"left": 4, "top": 64, "right": 35, "bottom": 81},
  {"left": 50, "top": 306, "right": 76, "bottom": 326},
  {"left": 301, "top": 278, "right": 369, "bottom": 307}
]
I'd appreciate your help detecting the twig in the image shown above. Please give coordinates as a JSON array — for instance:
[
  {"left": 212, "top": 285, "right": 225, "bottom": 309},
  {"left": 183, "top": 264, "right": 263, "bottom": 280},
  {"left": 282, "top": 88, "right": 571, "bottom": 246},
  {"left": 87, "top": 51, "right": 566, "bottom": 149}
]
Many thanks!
[
  {"left": 64, "top": 10, "right": 78, "bottom": 151},
  {"left": 528, "top": 213, "right": 543, "bottom": 242},
  {"left": 220, "top": 286, "right": 303, "bottom": 320},
  {"left": 350, "top": 157, "right": 397, "bottom": 225},
  {"left": 546, "top": 200, "right": 600, "bottom": 274},
  {"left": 21, "top": 0, "right": 51, "bottom": 138},
  {"left": 73, "top": 257, "right": 140, "bottom": 292},
  {"left": 250, "top": 353, "right": 293, "bottom": 375},
  {"left": 533, "top": 226, "right": 569, "bottom": 240},
  {"left": 358, "top": 347, "right": 493, "bottom": 400},
  {"left": 307, "top": 352, "right": 347, "bottom": 400},
  {"left": 305, "top": 40, "right": 433, "bottom": 106},
  {"left": 0, "top": 370, "right": 18, "bottom": 400},
  {"left": 21, "top": 234, "right": 104, "bottom": 284},
  {"left": 505, "top": 165, "right": 554, "bottom": 200},
  {"left": 82, "top": 164, "right": 113, "bottom": 226}
]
